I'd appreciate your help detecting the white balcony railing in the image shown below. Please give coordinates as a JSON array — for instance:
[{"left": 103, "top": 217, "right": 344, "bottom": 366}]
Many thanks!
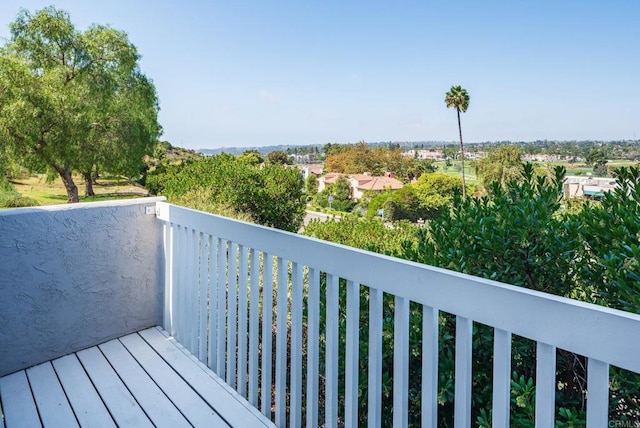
[
  {"left": 156, "top": 201, "right": 640, "bottom": 428},
  {"left": 2, "top": 199, "right": 638, "bottom": 427}
]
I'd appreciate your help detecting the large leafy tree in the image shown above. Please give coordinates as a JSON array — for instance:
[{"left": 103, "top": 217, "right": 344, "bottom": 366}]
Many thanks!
[
  {"left": 585, "top": 147, "right": 609, "bottom": 176},
  {"left": 0, "top": 7, "right": 160, "bottom": 202},
  {"left": 445, "top": 85, "right": 470, "bottom": 197},
  {"left": 474, "top": 145, "right": 524, "bottom": 191},
  {"left": 324, "top": 142, "right": 413, "bottom": 180},
  {"left": 365, "top": 173, "right": 464, "bottom": 221},
  {"left": 412, "top": 172, "right": 465, "bottom": 217},
  {"left": 313, "top": 175, "right": 356, "bottom": 212},
  {"left": 406, "top": 157, "right": 437, "bottom": 181},
  {"left": 238, "top": 149, "right": 264, "bottom": 166},
  {"left": 266, "top": 150, "right": 291, "bottom": 165},
  {"left": 304, "top": 174, "right": 318, "bottom": 200}
]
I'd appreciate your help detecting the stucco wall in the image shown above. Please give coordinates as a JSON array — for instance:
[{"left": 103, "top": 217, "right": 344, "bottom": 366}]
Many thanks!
[{"left": 0, "top": 198, "right": 165, "bottom": 376}]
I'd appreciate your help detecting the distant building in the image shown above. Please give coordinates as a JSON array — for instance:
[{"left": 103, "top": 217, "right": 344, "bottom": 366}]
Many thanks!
[
  {"left": 290, "top": 154, "right": 312, "bottom": 164},
  {"left": 403, "top": 149, "right": 444, "bottom": 160},
  {"left": 317, "top": 172, "right": 342, "bottom": 193},
  {"left": 563, "top": 175, "right": 617, "bottom": 199},
  {"left": 296, "top": 164, "right": 323, "bottom": 180},
  {"left": 522, "top": 154, "right": 560, "bottom": 162},
  {"left": 318, "top": 172, "right": 403, "bottom": 200},
  {"left": 349, "top": 173, "right": 404, "bottom": 200}
]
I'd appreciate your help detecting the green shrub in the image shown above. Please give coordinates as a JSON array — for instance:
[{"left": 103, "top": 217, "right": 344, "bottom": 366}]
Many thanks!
[
  {"left": 0, "top": 192, "right": 39, "bottom": 208},
  {"left": 154, "top": 154, "right": 306, "bottom": 232},
  {"left": 308, "top": 163, "right": 640, "bottom": 426},
  {"left": 0, "top": 178, "right": 39, "bottom": 208}
]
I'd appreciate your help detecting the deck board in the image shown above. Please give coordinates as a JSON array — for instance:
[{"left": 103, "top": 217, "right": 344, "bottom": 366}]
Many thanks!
[
  {"left": 51, "top": 354, "right": 116, "bottom": 428},
  {"left": 26, "top": 362, "right": 78, "bottom": 428},
  {"left": 0, "top": 371, "right": 41, "bottom": 428},
  {"left": 77, "top": 346, "right": 154, "bottom": 428},
  {"left": 0, "top": 327, "right": 271, "bottom": 427},
  {"left": 118, "top": 333, "right": 228, "bottom": 427},
  {"left": 98, "top": 338, "right": 192, "bottom": 428},
  {"left": 140, "top": 327, "right": 274, "bottom": 427}
]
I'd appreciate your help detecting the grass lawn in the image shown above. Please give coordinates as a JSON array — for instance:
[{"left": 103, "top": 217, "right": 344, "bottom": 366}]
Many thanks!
[
  {"left": 547, "top": 160, "right": 637, "bottom": 176},
  {"left": 435, "top": 159, "right": 638, "bottom": 183},
  {"left": 10, "top": 174, "right": 150, "bottom": 206},
  {"left": 433, "top": 160, "right": 480, "bottom": 184},
  {"left": 607, "top": 160, "right": 638, "bottom": 168}
]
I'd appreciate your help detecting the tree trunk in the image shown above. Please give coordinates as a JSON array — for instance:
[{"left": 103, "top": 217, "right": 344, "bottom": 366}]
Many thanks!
[
  {"left": 58, "top": 168, "right": 79, "bottom": 203},
  {"left": 83, "top": 171, "right": 95, "bottom": 197},
  {"left": 91, "top": 164, "right": 99, "bottom": 185},
  {"left": 457, "top": 108, "right": 466, "bottom": 198}
]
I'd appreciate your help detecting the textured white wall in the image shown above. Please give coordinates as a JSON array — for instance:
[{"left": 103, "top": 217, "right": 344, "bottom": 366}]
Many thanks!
[{"left": 0, "top": 198, "right": 165, "bottom": 376}]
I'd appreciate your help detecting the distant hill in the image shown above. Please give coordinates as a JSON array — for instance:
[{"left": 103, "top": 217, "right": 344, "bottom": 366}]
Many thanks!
[
  {"left": 198, "top": 139, "right": 640, "bottom": 159},
  {"left": 198, "top": 141, "right": 452, "bottom": 156}
]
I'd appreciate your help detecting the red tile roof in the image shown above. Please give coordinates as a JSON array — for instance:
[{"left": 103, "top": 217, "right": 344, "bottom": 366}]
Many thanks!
[{"left": 356, "top": 176, "right": 403, "bottom": 191}]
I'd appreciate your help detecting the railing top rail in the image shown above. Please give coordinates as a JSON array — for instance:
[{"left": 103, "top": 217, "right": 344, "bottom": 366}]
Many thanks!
[{"left": 156, "top": 202, "right": 640, "bottom": 373}]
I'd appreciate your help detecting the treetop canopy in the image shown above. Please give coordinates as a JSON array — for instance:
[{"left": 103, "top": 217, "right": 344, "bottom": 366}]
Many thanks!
[{"left": 0, "top": 6, "right": 161, "bottom": 202}]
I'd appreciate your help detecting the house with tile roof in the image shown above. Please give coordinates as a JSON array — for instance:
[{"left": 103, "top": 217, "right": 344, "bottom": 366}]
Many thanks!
[
  {"left": 318, "top": 172, "right": 404, "bottom": 200},
  {"left": 296, "top": 164, "right": 324, "bottom": 181}
]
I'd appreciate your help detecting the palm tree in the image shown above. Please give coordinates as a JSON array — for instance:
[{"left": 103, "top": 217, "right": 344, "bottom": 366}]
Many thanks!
[{"left": 445, "top": 85, "right": 470, "bottom": 197}]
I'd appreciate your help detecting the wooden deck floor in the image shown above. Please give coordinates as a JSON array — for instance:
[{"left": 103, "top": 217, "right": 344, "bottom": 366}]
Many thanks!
[{"left": 0, "top": 327, "right": 274, "bottom": 428}]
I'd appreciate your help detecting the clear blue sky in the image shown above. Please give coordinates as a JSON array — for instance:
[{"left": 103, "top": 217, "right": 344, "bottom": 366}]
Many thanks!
[{"left": 1, "top": 1, "right": 638, "bottom": 150}]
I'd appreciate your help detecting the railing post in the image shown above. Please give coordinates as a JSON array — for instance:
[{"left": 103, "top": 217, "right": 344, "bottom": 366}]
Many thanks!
[
  {"left": 260, "top": 252, "right": 273, "bottom": 419},
  {"left": 306, "top": 268, "right": 320, "bottom": 428},
  {"left": 326, "top": 274, "right": 339, "bottom": 428},
  {"left": 535, "top": 342, "right": 556, "bottom": 428},
  {"left": 275, "top": 257, "right": 288, "bottom": 427},
  {"left": 238, "top": 245, "right": 248, "bottom": 398},
  {"left": 393, "top": 296, "right": 410, "bottom": 428},
  {"left": 207, "top": 236, "right": 218, "bottom": 372},
  {"left": 455, "top": 316, "right": 472, "bottom": 428},
  {"left": 368, "top": 288, "right": 383, "bottom": 428},
  {"left": 345, "top": 280, "right": 360, "bottom": 427},
  {"left": 492, "top": 329, "right": 512, "bottom": 428},
  {"left": 186, "top": 228, "right": 197, "bottom": 354},
  {"left": 216, "top": 239, "right": 227, "bottom": 380},
  {"left": 163, "top": 223, "right": 173, "bottom": 333},
  {"left": 422, "top": 305, "right": 438, "bottom": 428},
  {"left": 227, "top": 243, "right": 238, "bottom": 389},
  {"left": 174, "top": 225, "right": 185, "bottom": 342},
  {"left": 586, "top": 358, "right": 609, "bottom": 427},
  {"left": 248, "top": 248, "right": 260, "bottom": 407},
  {"left": 198, "top": 232, "right": 208, "bottom": 363},
  {"left": 290, "top": 262, "right": 303, "bottom": 427}
]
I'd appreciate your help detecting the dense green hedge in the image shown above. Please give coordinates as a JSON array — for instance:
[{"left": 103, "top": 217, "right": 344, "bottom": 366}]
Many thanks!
[
  {"left": 304, "top": 164, "right": 640, "bottom": 426},
  {"left": 147, "top": 154, "right": 306, "bottom": 232}
]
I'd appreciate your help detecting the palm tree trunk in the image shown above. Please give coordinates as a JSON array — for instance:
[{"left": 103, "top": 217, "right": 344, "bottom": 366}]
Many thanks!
[{"left": 457, "top": 108, "right": 466, "bottom": 198}]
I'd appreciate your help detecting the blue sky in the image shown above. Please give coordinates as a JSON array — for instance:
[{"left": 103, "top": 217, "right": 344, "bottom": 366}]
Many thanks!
[{"left": 1, "top": 1, "right": 638, "bottom": 150}]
